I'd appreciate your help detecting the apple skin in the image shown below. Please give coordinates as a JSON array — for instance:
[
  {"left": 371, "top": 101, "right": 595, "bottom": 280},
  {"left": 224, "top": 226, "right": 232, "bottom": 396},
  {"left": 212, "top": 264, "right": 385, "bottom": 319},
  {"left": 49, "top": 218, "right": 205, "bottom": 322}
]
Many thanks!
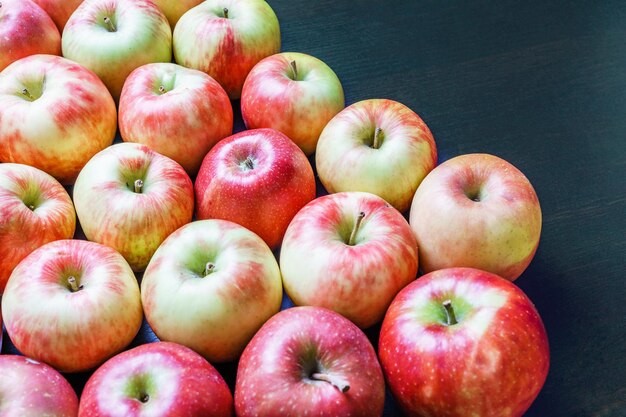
[
  {"left": 0, "top": 163, "right": 76, "bottom": 293},
  {"left": 235, "top": 306, "right": 385, "bottom": 417},
  {"left": 62, "top": 0, "right": 172, "bottom": 100},
  {"left": 195, "top": 128, "right": 315, "bottom": 249},
  {"left": 0, "top": 0, "right": 61, "bottom": 72},
  {"left": 119, "top": 63, "right": 233, "bottom": 176},
  {"left": 0, "top": 54, "right": 117, "bottom": 184},
  {"left": 78, "top": 342, "right": 233, "bottom": 417},
  {"left": 0, "top": 355, "right": 79, "bottom": 417},
  {"left": 241, "top": 52, "right": 345, "bottom": 155},
  {"left": 73, "top": 143, "right": 194, "bottom": 272},
  {"left": 316, "top": 99, "right": 437, "bottom": 212},
  {"left": 149, "top": 0, "right": 203, "bottom": 29},
  {"left": 409, "top": 153, "right": 542, "bottom": 281},
  {"left": 1, "top": 239, "right": 143, "bottom": 373},
  {"left": 173, "top": 0, "right": 280, "bottom": 99},
  {"left": 379, "top": 267, "right": 550, "bottom": 417},
  {"left": 31, "top": 0, "right": 83, "bottom": 32},
  {"left": 280, "top": 191, "right": 418, "bottom": 328}
]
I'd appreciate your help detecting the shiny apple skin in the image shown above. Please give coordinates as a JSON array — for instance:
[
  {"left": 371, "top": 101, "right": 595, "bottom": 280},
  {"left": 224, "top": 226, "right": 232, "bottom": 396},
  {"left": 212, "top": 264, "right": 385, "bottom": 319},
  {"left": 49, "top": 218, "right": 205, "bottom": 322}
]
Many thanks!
[{"left": 31, "top": 0, "right": 83, "bottom": 31}]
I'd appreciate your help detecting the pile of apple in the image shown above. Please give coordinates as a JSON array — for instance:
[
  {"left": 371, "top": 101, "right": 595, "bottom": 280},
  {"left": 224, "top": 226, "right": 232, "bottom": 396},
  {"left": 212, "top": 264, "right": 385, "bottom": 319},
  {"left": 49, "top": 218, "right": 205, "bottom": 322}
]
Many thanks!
[{"left": 0, "top": 0, "right": 550, "bottom": 416}]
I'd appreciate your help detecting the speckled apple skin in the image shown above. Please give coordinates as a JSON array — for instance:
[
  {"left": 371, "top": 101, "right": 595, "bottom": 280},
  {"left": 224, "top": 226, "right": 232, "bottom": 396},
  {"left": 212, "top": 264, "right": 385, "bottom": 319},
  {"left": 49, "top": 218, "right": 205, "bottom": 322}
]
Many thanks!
[
  {"left": 78, "top": 342, "right": 233, "bottom": 417},
  {"left": 235, "top": 306, "right": 385, "bottom": 417},
  {"left": 410, "top": 153, "right": 542, "bottom": 281},
  {"left": 379, "top": 267, "right": 550, "bottom": 417}
]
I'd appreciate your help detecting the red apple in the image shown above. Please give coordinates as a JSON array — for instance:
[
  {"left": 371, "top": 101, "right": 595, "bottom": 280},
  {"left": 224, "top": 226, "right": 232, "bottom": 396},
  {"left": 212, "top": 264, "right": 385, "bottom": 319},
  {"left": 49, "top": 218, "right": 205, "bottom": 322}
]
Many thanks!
[
  {"left": 0, "top": 355, "right": 79, "bottom": 417},
  {"left": 235, "top": 306, "right": 385, "bottom": 417},
  {"left": 195, "top": 128, "right": 315, "bottom": 249},
  {"left": 316, "top": 99, "right": 437, "bottom": 212},
  {"left": 409, "top": 153, "right": 542, "bottom": 281},
  {"left": 78, "top": 342, "right": 233, "bottom": 417},
  {"left": 280, "top": 191, "right": 418, "bottom": 328},
  {"left": 173, "top": 0, "right": 281, "bottom": 99},
  {"left": 0, "top": 0, "right": 61, "bottom": 72},
  {"left": 31, "top": 0, "right": 83, "bottom": 32},
  {"left": 73, "top": 143, "right": 194, "bottom": 271},
  {"left": 241, "top": 52, "right": 345, "bottom": 155},
  {"left": 0, "top": 54, "right": 117, "bottom": 184},
  {"left": 0, "top": 163, "right": 76, "bottom": 293},
  {"left": 379, "top": 267, "right": 550, "bottom": 417},
  {"left": 1, "top": 239, "right": 143, "bottom": 373},
  {"left": 119, "top": 62, "right": 233, "bottom": 176}
]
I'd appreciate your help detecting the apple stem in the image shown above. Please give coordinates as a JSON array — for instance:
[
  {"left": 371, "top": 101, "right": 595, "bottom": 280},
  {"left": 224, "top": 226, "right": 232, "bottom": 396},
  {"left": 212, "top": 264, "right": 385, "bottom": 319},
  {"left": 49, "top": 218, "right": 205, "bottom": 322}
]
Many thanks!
[
  {"left": 67, "top": 276, "right": 83, "bottom": 293},
  {"left": 243, "top": 156, "right": 254, "bottom": 170},
  {"left": 158, "top": 85, "right": 165, "bottom": 94},
  {"left": 21, "top": 88, "right": 35, "bottom": 100},
  {"left": 134, "top": 179, "right": 144, "bottom": 193},
  {"left": 204, "top": 262, "right": 215, "bottom": 276},
  {"left": 290, "top": 60, "right": 298, "bottom": 80},
  {"left": 372, "top": 127, "right": 383, "bottom": 149},
  {"left": 311, "top": 373, "right": 350, "bottom": 393},
  {"left": 223, "top": 7, "right": 229, "bottom": 19},
  {"left": 103, "top": 16, "right": 116, "bottom": 32},
  {"left": 442, "top": 300, "right": 458, "bottom": 325},
  {"left": 28, "top": 205, "right": 35, "bottom": 210},
  {"left": 348, "top": 211, "right": 366, "bottom": 246}
]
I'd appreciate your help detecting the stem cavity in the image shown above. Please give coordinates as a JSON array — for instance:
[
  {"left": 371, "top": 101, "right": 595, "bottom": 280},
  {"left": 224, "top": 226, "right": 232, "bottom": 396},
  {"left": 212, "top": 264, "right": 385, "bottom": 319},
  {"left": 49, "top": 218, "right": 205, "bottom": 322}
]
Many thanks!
[
  {"left": 223, "top": 7, "right": 229, "bottom": 18},
  {"left": 204, "top": 262, "right": 215, "bottom": 277},
  {"left": 134, "top": 179, "right": 144, "bottom": 193},
  {"left": 442, "top": 300, "right": 458, "bottom": 326},
  {"left": 241, "top": 156, "right": 255, "bottom": 171},
  {"left": 348, "top": 211, "right": 365, "bottom": 246},
  {"left": 103, "top": 16, "right": 116, "bottom": 32},
  {"left": 372, "top": 127, "right": 383, "bottom": 149},
  {"left": 311, "top": 373, "right": 350, "bottom": 393},
  {"left": 290, "top": 60, "right": 298, "bottom": 80},
  {"left": 67, "top": 276, "right": 83, "bottom": 293},
  {"left": 158, "top": 85, "right": 165, "bottom": 94},
  {"left": 21, "top": 88, "right": 35, "bottom": 101}
]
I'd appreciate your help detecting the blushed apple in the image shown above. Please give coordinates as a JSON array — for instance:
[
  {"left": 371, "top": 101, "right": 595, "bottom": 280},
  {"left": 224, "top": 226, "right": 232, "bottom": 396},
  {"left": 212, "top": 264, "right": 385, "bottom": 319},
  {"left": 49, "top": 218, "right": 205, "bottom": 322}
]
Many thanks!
[
  {"left": 409, "top": 153, "right": 542, "bottom": 281},
  {"left": 31, "top": 0, "right": 83, "bottom": 32},
  {"left": 119, "top": 63, "right": 233, "bottom": 176},
  {"left": 195, "top": 128, "right": 315, "bottom": 249},
  {"left": 241, "top": 52, "right": 345, "bottom": 155},
  {"left": 379, "top": 267, "right": 550, "bottom": 417},
  {"left": 0, "top": 163, "right": 75, "bottom": 293},
  {"left": 316, "top": 99, "right": 437, "bottom": 212},
  {"left": 149, "top": 0, "right": 203, "bottom": 29},
  {"left": 73, "top": 143, "right": 194, "bottom": 272},
  {"left": 235, "top": 306, "right": 385, "bottom": 417},
  {"left": 2, "top": 239, "right": 143, "bottom": 373}
]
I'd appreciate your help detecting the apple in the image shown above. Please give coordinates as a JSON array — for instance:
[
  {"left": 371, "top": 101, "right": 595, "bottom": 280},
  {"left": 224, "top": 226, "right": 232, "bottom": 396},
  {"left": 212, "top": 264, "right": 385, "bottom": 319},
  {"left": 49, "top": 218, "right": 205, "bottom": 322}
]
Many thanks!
[
  {"left": 119, "top": 62, "right": 233, "bottom": 176},
  {"left": 1, "top": 239, "right": 143, "bottom": 373},
  {"left": 73, "top": 142, "right": 194, "bottom": 272},
  {"left": 0, "top": 163, "right": 76, "bottom": 293},
  {"left": 0, "top": 355, "right": 79, "bottom": 416},
  {"left": 280, "top": 191, "right": 418, "bottom": 328},
  {"left": 0, "top": 54, "right": 117, "bottom": 184},
  {"left": 149, "top": 0, "right": 203, "bottom": 29},
  {"left": 0, "top": 0, "right": 61, "bottom": 72},
  {"left": 241, "top": 52, "right": 345, "bottom": 155},
  {"left": 62, "top": 0, "right": 172, "bottom": 100},
  {"left": 409, "top": 153, "right": 542, "bottom": 281},
  {"left": 235, "top": 306, "right": 385, "bottom": 417},
  {"left": 78, "top": 342, "right": 233, "bottom": 417},
  {"left": 142, "top": 219, "right": 283, "bottom": 362},
  {"left": 379, "top": 267, "right": 550, "bottom": 417},
  {"left": 31, "top": 0, "right": 83, "bottom": 32},
  {"left": 173, "top": 0, "right": 280, "bottom": 99},
  {"left": 195, "top": 128, "right": 315, "bottom": 249},
  {"left": 316, "top": 99, "right": 437, "bottom": 212}
]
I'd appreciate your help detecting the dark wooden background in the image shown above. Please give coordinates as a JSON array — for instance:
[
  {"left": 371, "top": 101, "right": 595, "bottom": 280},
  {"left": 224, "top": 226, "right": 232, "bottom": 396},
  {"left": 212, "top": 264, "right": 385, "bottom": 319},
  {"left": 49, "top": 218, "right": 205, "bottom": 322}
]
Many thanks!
[{"left": 3, "top": 1, "right": 626, "bottom": 416}]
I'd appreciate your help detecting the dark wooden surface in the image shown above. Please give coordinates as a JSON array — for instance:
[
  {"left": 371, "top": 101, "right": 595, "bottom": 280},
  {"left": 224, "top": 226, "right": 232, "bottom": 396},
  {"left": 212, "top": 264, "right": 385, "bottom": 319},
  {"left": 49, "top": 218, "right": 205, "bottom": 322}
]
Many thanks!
[{"left": 3, "top": 1, "right": 626, "bottom": 416}]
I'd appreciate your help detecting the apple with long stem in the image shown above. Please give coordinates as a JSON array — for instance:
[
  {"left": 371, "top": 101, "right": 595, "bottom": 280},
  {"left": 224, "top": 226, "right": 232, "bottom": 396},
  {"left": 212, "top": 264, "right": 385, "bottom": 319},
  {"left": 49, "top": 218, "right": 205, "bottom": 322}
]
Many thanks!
[
  {"left": 0, "top": 355, "right": 79, "bottom": 417},
  {"left": 78, "top": 342, "right": 233, "bottom": 417},
  {"left": 409, "top": 153, "right": 542, "bottom": 281},
  {"left": 142, "top": 219, "right": 283, "bottom": 362},
  {"left": 0, "top": 163, "right": 76, "bottom": 293},
  {"left": 241, "top": 52, "right": 345, "bottom": 155},
  {"left": 316, "top": 99, "right": 437, "bottom": 212},
  {"left": 2, "top": 239, "right": 143, "bottom": 373},
  {"left": 119, "top": 62, "right": 233, "bottom": 176},
  {"left": 0, "top": 0, "right": 61, "bottom": 72},
  {"left": 235, "top": 306, "right": 385, "bottom": 417},
  {"left": 379, "top": 267, "right": 550, "bottom": 417},
  {"left": 0, "top": 54, "right": 117, "bottom": 184},
  {"left": 73, "top": 142, "right": 194, "bottom": 272}
]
